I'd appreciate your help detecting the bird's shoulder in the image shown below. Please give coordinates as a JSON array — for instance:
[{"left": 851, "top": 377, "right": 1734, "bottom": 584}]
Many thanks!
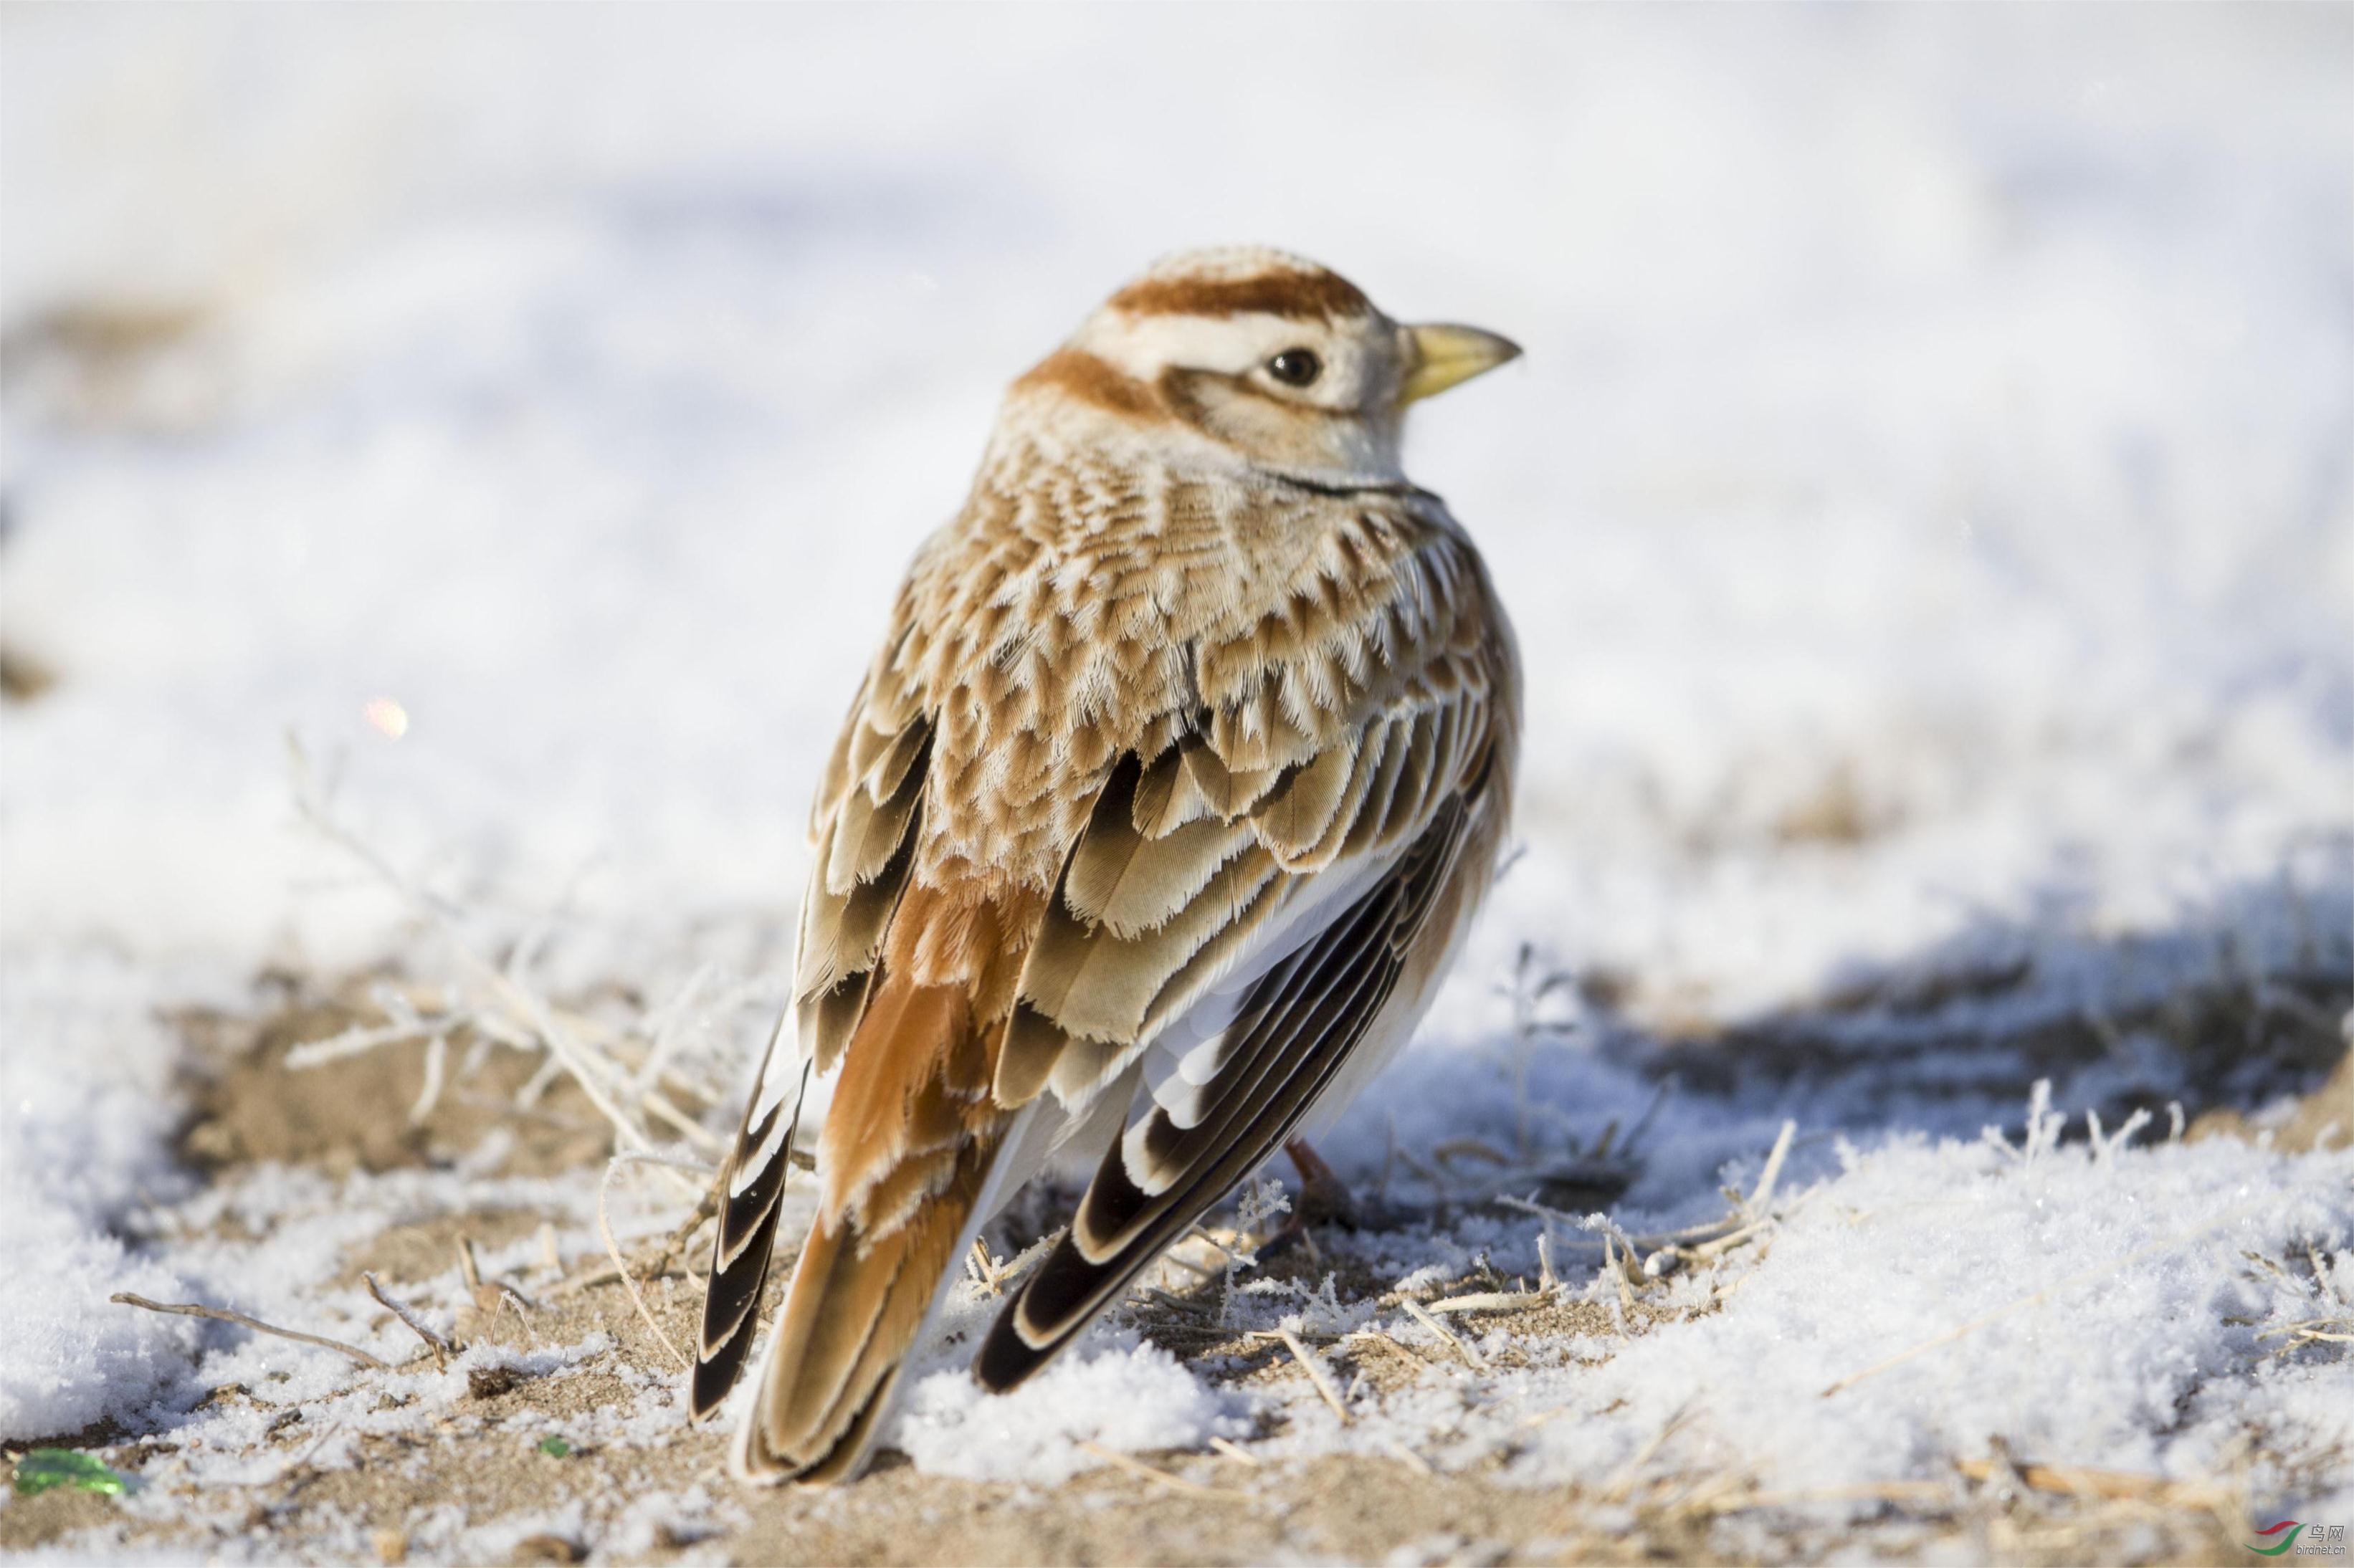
[{"left": 843, "top": 444, "right": 1500, "bottom": 859}]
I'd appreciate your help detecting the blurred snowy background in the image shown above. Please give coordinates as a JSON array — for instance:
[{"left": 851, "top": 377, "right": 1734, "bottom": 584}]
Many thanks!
[{"left": 2, "top": 4, "right": 2349, "bottom": 1554}]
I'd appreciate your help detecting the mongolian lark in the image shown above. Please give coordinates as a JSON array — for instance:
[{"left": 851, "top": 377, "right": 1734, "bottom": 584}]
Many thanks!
[{"left": 692, "top": 247, "right": 1523, "bottom": 1483}]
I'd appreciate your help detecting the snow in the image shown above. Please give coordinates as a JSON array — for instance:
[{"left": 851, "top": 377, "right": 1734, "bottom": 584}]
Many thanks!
[
  {"left": 891, "top": 1335, "right": 1249, "bottom": 1486},
  {"left": 1501, "top": 1120, "right": 2354, "bottom": 1499},
  {"left": 1, "top": 0, "right": 2348, "bottom": 1547},
  {"left": 859, "top": 1092, "right": 2354, "bottom": 1513},
  {"left": 0, "top": 952, "right": 213, "bottom": 1441}
]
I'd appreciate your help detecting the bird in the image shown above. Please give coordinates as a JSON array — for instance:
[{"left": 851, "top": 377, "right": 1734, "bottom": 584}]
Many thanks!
[{"left": 690, "top": 247, "right": 1523, "bottom": 1485}]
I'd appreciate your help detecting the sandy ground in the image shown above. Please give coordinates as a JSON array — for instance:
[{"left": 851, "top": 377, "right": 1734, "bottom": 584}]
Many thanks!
[{"left": 7, "top": 983, "right": 2338, "bottom": 1566}]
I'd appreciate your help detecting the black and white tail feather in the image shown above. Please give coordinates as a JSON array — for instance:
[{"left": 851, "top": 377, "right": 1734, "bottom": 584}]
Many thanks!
[{"left": 690, "top": 1022, "right": 809, "bottom": 1420}]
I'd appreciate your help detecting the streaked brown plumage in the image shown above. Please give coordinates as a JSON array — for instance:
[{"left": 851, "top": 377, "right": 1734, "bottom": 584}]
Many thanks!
[{"left": 692, "top": 247, "right": 1523, "bottom": 1484}]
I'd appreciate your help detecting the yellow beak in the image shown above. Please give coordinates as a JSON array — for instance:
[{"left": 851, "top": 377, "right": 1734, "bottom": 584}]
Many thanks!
[{"left": 1398, "top": 322, "right": 1523, "bottom": 404}]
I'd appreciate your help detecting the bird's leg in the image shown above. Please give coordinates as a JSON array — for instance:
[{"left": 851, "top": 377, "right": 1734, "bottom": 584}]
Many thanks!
[
  {"left": 1285, "top": 1137, "right": 1361, "bottom": 1229},
  {"left": 1259, "top": 1137, "right": 1361, "bottom": 1259}
]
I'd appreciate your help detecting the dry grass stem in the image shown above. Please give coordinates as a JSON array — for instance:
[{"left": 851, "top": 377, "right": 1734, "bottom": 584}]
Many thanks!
[
  {"left": 1430, "top": 1137, "right": 1514, "bottom": 1166},
  {"left": 408, "top": 1032, "right": 448, "bottom": 1125},
  {"left": 543, "top": 1264, "right": 629, "bottom": 1301},
  {"left": 1602, "top": 1231, "right": 1637, "bottom": 1316},
  {"left": 1748, "top": 1119, "right": 1797, "bottom": 1213},
  {"left": 1426, "top": 1289, "right": 1550, "bottom": 1314},
  {"left": 1399, "top": 1297, "right": 1490, "bottom": 1372},
  {"left": 1695, "top": 1480, "right": 1953, "bottom": 1515},
  {"left": 642, "top": 1091, "right": 721, "bottom": 1153},
  {"left": 1685, "top": 1218, "right": 1773, "bottom": 1262},
  {"left": 1277, "top": 1326, "right": 1353, "bottom": 1423},
  {"left": 1388, "top": 1441, "right": 1436, "bottom": 1476},
  {"left": 1601, "top": 1406, "right": 1693, "bottom": 1503},
  {"left": 285, "top": 740, "right": 719, "bottom": 1198},
  {"left": 1951, "top": 1457, "right": 2229, "bottom": 1509},
  {"left": 1143, "top": 1286, "right": 1209, "bottom": 1316},
  {"left": 1494, "top": 1195, "right": 1749, "bottom": 1254},
  {"left": 1206, "top": 1435, "right": 1261, "bottom": 1468},
  {"left": 597, "top": 1157, "right": 690, "bottom": 1371},
  {"left": 1075, "top": 1441, "right": 1250, "bottom": 1500},
  {"left": 110, "top": 1292, "right": 392, "bottom": 1371},
  {"left": 455, "top": 1238, "right": 538, "bottom": 1321},
  {"left": 363, "top": 1273, "right": 457, "bottom": 1369},
  {"left": 1348, "top": 1325, "right": 1438, "bottom": 1369},
  {"left": 1157, "top": 1250, "right": 1219, "bottom": 1281}
]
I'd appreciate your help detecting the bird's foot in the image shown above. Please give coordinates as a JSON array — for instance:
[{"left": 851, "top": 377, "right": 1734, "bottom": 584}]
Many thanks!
[{"left": 1259, "top": 1137, "right": 1361, "bottom": 1260}]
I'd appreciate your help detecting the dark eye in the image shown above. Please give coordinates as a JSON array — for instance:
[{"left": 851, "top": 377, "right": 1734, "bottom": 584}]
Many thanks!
[{"left": 1266, "top": 348, "right": 1322, "bottom": 388}]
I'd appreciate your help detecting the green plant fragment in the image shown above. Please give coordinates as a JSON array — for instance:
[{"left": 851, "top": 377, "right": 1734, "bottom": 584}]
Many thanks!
[{"left": 13, "top": 1449, "right": 128, "bottom": 1497}]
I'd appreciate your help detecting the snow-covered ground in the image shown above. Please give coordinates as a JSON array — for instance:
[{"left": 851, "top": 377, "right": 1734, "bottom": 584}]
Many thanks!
[{"left": 3, "top": 5, "right": 2348, "bottom": 1554}]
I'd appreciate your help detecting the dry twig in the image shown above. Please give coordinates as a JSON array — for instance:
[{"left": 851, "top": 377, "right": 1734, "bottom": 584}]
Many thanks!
[
  {"left": 363, "top": 1274, "right": 457, "bottom": 1369},
  {"left": 111, "top": 1293, "right": 391, "bottom": 1371}
]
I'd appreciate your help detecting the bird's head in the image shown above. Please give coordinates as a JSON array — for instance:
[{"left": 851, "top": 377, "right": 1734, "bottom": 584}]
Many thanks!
[{"left": 1011, "top": 247, "right": 1520, "bottom": 485}]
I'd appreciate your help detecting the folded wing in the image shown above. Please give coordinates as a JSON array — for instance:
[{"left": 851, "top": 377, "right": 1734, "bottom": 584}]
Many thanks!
[{"left": 976, "top": 676, "right": 1500, "bottom": 1388}]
